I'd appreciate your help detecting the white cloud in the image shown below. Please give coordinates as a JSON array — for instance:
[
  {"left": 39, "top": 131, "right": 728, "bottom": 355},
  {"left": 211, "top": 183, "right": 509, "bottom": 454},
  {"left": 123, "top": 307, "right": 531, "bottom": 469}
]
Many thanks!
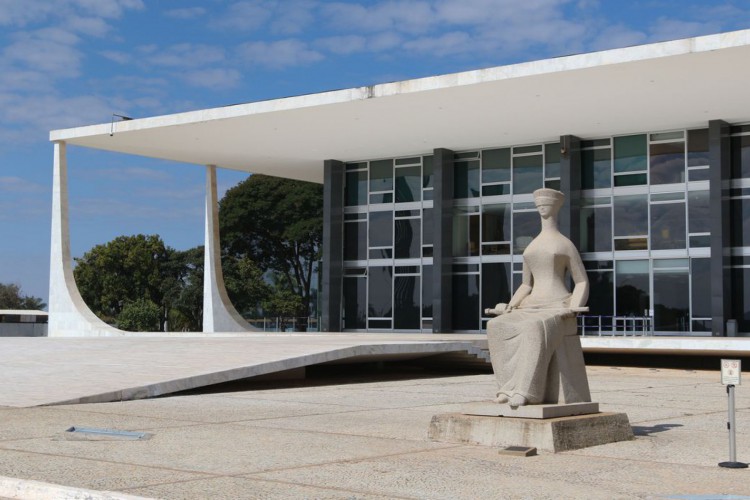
[
  {"left": 269, "top": 0, "right": 317, "bottom": 35},
  {"left": 0, "top": 0, "right": 143, "bottom": 27},
  {"left": 164, "top": 7, "right": 207, "bottom": 20},
  {"left": 145, "top": 43, "right": 226, "bottom": 69},
  {"left": 648, "top": 18, "right": 722, "bottom": 43},
  {"left": 90, "top": 167, "right": 172, "bottom": 182},
  {"left": 237, "top": 39, "right": 324, "bottom": 68},
  {"left": 3, "top": 29, "right": 83, "bottom": 79},
  {"left": 315, "top": 35, "right": 367, "bottom": 55},
  {"left": 590, "top": 24, "right": 647, "bottom": 51},
  {"left": 403, "top": 31, "right": 472, "bottom": 56},
  {"left": 183, "top": 68, "right": 243, "bottom": 89},
  {"left": 0, "top": 177, "right": 48, "bottom": 193},
  {"left": 210, "top": 1, "right": 274, "bottom": 31}
]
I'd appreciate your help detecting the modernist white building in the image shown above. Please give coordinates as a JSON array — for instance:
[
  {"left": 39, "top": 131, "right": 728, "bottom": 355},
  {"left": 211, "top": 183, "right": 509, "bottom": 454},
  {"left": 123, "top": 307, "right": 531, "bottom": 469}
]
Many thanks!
[{"left": 49, "top": 29, "right": 750, "bottom": 337}]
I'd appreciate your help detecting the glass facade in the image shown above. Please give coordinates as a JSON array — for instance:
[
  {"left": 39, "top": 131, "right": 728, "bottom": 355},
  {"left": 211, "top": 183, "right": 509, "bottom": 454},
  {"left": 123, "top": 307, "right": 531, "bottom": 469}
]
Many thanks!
[{"left": 336, "top": 123, "right": 749, "bottom": 335}]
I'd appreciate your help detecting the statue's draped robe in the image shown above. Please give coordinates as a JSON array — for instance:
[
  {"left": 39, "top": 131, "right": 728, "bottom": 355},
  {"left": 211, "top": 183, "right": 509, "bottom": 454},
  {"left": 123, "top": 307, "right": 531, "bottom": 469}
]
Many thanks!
[{"left": 487, "top": 237, "right": 588, "bottom": 404}]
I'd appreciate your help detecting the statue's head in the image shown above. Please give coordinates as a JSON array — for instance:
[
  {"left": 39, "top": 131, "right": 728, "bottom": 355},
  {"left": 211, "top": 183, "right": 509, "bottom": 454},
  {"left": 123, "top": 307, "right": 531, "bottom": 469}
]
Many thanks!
[{"left": 533, "top": 188, "right": 565, "bottom": 219}]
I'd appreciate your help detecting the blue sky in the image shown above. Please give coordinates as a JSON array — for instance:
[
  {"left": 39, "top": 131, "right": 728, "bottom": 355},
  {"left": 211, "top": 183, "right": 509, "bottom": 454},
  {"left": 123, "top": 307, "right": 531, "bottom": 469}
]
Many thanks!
[{"left": 1, "top": 0, "right": 749, "bottom": 303}]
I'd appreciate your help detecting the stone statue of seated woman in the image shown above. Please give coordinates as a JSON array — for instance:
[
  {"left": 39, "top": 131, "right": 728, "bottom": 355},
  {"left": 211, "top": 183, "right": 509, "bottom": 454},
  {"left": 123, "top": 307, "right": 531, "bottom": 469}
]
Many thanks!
[{"left": 485, "top": 188, "right": 592, "bottom": 408}]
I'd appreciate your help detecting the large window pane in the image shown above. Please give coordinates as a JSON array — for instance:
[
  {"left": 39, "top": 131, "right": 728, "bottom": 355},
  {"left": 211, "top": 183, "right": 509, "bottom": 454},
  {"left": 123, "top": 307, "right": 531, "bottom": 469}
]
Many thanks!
[
  {"left": 422, "top": 265, "right": 432, "bottom": 319},
  {"left": 512, "top": 211, "right": 540, "bottom": 253},
  {"left": 731, "top": 199, "right": 750, "bottom": 247},
  {"left": 482, "top": 204, "right": 511, "bottom": 242},
  {"left": 395, "top": 166, "right": 421, "bottom": 203},
  {"left": 731, "top": 268, "right": 750, "bottom": 332},
  {"left": 453, "top": 211, "right": 480, "bottom": 257},
  {"left": 650, "top": 141, "right": 685, "bottom": 184},
  {"left": 688, "top": 129, "right": 709, "bottom": 167},
  {"left": 691, "top": 258, "right": 711, "bottom": 319},
  {"left": 688, "top": 190, "right": 710, "bottom": 234},
  {"left": 513, "top": 154, "right": 543, "bottom": 194},
  {"left": 587, "top": 270, "right": 614, "bottom": 316},
  {"left": 394, "top": 276, "right": 420, "bottom": 329},
  {"left": 653, "top": 269, "right": 689, "bottom": 332},
  {"left": 345, "top": 171, "right": 367, "bottom": 206},
  {"left": 370, "top": 159, "right": 393, "bottom": 192},
  {"left": 614, "top": 195, "right": 648, "bottom": 237},
  {"left": 423, "top": 155, "right": 434, "bottom": 189},
  {"left": 482, "top": 148, "right": 510, "bottom": 184},
  {"left": 343, "top": 277, "right": 366, "bottom": 329},
  {"left": 454, "top": 160, "right": 480, "bottom": 199},
  {"left": 368, "top": 211, "right": 392, "bottom": 248},
  {"left": 731, "top": 135, "right": 750, "bottom": 179},
  {"left": 395, "top": 219, "right": 420, "bottom": 259},
  {"left": 616, "top": 260, "right": 650, "bottom": 317},
  {"left": 613, "top": 134, "right": 647, "bottom": 173},
  {"left": 422, "top": 208, "right": 433, "bottom": 246},
  {"left": 544, "top": 143, "right": 561, "bottom": 179},
  {"left": 344, "top": 221, "right": 367, "bottom": 261},
  {"left": 452, "top": 274, "right": 479, "bottom": 330},
  {"left": 651, "top": 203, "right": 686, "bottom": 250},
  {"left": 580, "top": 206, "right": 612, "bottom": 252},
  {"left": 582, "top": 148, "right": 611, "bottom": 189},
  {"left": 368, "top": 266, "right": 392, "bottom": 318},
  {"left": 481, "top": 263, "right": 511, "bottom": 314}
]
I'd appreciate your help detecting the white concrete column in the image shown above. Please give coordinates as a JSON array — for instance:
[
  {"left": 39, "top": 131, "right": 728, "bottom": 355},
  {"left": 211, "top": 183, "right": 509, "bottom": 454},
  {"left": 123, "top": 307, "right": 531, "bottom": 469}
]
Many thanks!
[
  {"left": 203, "top": 165, "right": 255, "bottom": 332},
  {"left": 48, "top": 142, "right": 121, "bottom": 337}
]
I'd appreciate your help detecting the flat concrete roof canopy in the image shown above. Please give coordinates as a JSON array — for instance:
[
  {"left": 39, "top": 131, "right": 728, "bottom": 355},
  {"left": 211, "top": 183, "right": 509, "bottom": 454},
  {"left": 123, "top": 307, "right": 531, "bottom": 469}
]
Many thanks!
[{"left": 50, "top": 30, "right": 750, "bottom": 183}]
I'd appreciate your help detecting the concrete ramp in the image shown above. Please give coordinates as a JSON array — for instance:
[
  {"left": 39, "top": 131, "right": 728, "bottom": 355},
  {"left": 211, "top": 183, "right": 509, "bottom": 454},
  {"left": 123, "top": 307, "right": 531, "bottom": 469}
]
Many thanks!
[{"left": 0, "top": 334, "right": 487, "bottom": 407}]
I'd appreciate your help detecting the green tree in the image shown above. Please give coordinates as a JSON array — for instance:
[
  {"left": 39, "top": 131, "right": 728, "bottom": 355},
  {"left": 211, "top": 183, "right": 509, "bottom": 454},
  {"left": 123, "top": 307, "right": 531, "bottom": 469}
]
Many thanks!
[
  {"left": 222, "top": 254, "right": 272, "bottom": 318},
  {"left": 117, "top": 298, "right": 161, "bottom": 331},
  {"left": 74, "top": 234, "right": 169, "bottom": 328},
  {"left": 0, "top": 283, "right": 46, "bottom": 310},
  {"left": 219, "top": 174, "right": 323, "bottom": 330},
  {"left": 160, "top": 246, "right": 204, "bottom": 331}
]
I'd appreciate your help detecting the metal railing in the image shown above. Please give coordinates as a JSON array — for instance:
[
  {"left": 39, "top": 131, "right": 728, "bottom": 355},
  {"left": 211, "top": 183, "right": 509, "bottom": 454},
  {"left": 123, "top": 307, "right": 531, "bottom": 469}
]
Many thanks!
[
  {"left": 246, "top": 317, "right": 320, "bottom": 332},
  {"left": 578, "top": 315, "right": 654, "bottom": 337}
]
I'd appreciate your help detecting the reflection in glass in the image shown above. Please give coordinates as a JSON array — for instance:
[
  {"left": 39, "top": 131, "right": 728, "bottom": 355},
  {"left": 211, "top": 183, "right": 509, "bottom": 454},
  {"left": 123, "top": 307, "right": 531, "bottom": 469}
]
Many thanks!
[
  {"left": 422, "top": 208, "right": 433, "bottom": 246},
  {"left": 395, "top": 166, "right": 421, "bottom": 203},
  {"left": 512, "top": 211, "right": 540, "bottom": 253},
  {"left": 395, "top": 219, "right": 420, "bottom": 259},
  {"left": 423, "top": 155, "right": 433, "bottom": 189},
  {"left": 691, "top": 258, "right": 711, "bottom": 319},
  {"left": 369, "top": 159, "right": 393, "bottom": 192},
  {"left": 343, "top": 277, "right": 366, "bottom": 329},
  {"left": 453, "top": 211, "right": 480, "bottom": 257},
  {"left": 616, "top": 260, "right": 650, "bottom": 317},
  {"left": 688, "top": 168, "right": 710, "bottom": 182},
  {"left": 688, "top": 191, "right": 710, "bottom": 234},
  {"left": 482, "top": 184, "right": 510, "bottom": 196},
  {"left": 582, "top": 148, "right": 611, "bottom": 189},
  {"left": 422, "top": 265, "right": 432, "bottom": 319},
  {"left": 651, "top": 202, "right": 686, "bottom": 250},
  {"left": 614, "top": 237, "right": 648, "bottom": 251},
  {"left": 454, "top": 160, "right": 480, "bottom": 198},
  {"left": 345, "top": 171, "right": 367, "bottom": 206},
  {"left": 513, "top": 154, "right": 543, "bottom": 194},
  {"left": 452, "top": 274, "right": 479, "bottom": 330},
  {"left": 368, "top": 266, "right": 392, "bottom": 318},
  {"left": 614, "top": 134, "right": 647, "bottom": 173},
  {"left": 586, "top": 270, "right": 614, "bottom": 316},
  {"left": 580, "top": 206, "right": 612, "bottom": 253},
  {"left": 482, "top": 148, "right": 510, "bottom": 184},
  {"left": 614, "top": 195, "right": 648, "bottom": 237},
  {"left": 344, "top": 221, "right": 367, "bottom": 261},
  {"left": 369, "top": 193, "right": 393, "bottom": 204},
  {"left": 481, "top": 263, "right": 511, "bottom": 315},
  {"left": 650, "top": 141, "right": 685, "bottom": 184},
  {"left": 688, "top": 129, "right": 709, "bottom": 167},
  {"left": 731, "top": 198, "right": 750, "bottom": 247},
  {"left": 394, "top": 276, "right": 420, "bottom": 329},
  {"left": 731, "top": 268, "right": 750, "bottom": 332},
  {"left": 653, "top": 268, "right": 689, "bottom": 332},
  {"left": 368, "top": 211, "right": 393, "bottom": 247},
  {"left": 731, "top": 134, "right": 750, "bottom": 179},
  {"left": 614, "top": 173, "right": 647, "bottom": 187},
  {"left": 544, "top": 143, "right": 561, "bottom": 179},
  {"left": 482, "top": 204, "right": 511, "bottom": 243}
]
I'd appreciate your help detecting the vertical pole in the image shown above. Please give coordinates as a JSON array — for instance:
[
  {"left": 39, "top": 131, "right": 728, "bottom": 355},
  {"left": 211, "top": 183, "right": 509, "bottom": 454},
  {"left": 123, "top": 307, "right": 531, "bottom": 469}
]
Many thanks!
[
  {"left": 432, "top": 148, "right": 454, "bottom": 333},
  {"left": 321, "top": 160, "right": 345, "bottom": 332},
  {"left": 728, "top": 385, "right": 737, "bottom": 463},
  {"left": 708, "top": 120, "right": 731, "bottom": 336}
]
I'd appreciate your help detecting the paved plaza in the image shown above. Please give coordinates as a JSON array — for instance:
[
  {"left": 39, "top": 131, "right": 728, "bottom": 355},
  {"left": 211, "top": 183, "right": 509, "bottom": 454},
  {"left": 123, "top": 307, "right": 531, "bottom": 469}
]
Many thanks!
[{"left": 0, "top": 364, "right": 749, "bottom": 499}]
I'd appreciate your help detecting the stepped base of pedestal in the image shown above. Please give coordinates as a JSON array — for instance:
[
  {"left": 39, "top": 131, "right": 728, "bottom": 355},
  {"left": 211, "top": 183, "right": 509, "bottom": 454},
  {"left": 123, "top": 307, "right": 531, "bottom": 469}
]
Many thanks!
[
  {"left": 429, "top": 411, "right": 633, "bottom": 453},
  {"left": 462, "top": 401, "right": 599, "bottom": 419}
]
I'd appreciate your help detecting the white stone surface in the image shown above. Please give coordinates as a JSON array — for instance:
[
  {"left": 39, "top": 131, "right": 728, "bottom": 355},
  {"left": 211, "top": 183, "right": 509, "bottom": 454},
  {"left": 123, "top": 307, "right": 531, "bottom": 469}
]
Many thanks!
[
  {"left": 48, "top": 30, "right": 750, "bottom": 183},
  {"left": 202, "top": 165, "right": 256, "bottom": 332},
  {"left": 0, "top": 476, "right": 152, "bottom": 500},
  {"left": 462, "top": 401, "right": 599, "bottom": 419},
  {"left": 47, "top": 142, "right": 124, "bottom": 338},
  {"left": 487, "top": 189, "right": 591, "bottom": 406}
]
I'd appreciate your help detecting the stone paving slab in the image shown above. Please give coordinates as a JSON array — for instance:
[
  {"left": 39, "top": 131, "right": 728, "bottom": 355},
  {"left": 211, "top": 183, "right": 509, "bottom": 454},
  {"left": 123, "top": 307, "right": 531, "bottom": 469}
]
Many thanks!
[{"left": 0, "top": 334, "right": 485, "bottom": 407}]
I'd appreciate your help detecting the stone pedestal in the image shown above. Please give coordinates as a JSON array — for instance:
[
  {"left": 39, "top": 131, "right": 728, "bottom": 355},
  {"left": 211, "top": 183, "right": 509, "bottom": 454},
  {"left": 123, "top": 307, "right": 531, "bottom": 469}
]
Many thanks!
[{"left": 429, "top": 411, "right": 633, "bottom": 453}]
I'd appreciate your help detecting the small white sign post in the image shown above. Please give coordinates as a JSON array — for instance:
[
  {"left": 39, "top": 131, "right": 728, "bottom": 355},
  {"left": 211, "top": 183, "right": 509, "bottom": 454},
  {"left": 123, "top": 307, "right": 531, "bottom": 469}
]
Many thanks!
[{"left": 719, "top": 359, "right": 747, "bottom": 469}]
